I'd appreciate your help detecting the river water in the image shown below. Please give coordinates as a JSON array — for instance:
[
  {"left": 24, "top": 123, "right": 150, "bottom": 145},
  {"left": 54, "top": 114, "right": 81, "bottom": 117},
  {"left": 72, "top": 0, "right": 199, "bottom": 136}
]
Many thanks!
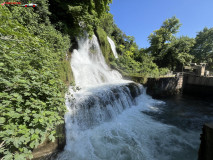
[
  {"left": 141, "top": 95, "right": 213, "bottom": 160},
  {"left": 56, "top": 36, "right": 213, "bottom": 160}
]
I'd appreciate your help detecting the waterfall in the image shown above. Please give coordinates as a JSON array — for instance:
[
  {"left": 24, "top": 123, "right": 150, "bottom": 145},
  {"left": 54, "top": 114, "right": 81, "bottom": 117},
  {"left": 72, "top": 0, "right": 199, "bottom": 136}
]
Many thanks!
[
  {"left": 71, "top": 35, "right": 122, "bottom": 88},
  {"left": 66, "top": 35, "right": 136, "bottom": 130},
  {"left": 57, "top": 35, "right": 200, "bottom": 160},
  {"left": 107, "top": 36, "right": 118, "bottom": 58}
]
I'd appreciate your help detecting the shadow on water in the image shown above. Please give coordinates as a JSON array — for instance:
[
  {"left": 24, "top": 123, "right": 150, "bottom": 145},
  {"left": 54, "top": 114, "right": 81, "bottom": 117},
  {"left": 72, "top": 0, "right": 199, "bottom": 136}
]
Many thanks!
[{"left": 142, "top": 95, "right": 213, "bottom": 132}]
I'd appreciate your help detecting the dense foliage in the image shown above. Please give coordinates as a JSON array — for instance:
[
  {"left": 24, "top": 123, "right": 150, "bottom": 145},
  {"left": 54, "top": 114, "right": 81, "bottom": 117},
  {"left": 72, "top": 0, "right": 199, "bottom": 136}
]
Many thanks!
[
  {"left": 147, "top": 16, "right": 195, "bottom": 71},
  {"left": 0, "top": 0, "right": 113, "bottom": 159},
  {"left": 95, "top": 26, "right": 114, "bottom": 64},
  {"left": 49, "top": 0, "right": 112, "bottom": 36},
  {"left": 98, "top": 13, "right": 168, "bottom": 78},
  {"left": 165, "top": 36, "right": 195, "bottom": 71},
  {"left": 0, "top": 6, "right": 70, "bottom": 159},
  {"left": 190, "top": 27, "right": 213, "bottom": 70}
]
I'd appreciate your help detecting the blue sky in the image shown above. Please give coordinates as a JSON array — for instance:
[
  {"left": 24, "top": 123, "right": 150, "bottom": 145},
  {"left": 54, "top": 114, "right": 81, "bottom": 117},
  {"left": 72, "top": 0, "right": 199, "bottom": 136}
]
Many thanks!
[{"left": 110, "top": 0, "right": 213, "bottom": 48}]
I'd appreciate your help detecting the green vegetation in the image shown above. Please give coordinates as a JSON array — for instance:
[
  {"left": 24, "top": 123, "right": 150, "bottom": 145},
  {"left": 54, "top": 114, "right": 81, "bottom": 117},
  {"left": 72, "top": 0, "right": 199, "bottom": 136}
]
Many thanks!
[
  {"left": 0, "top": 1, "right": 113, "bottom": 159},
  {"left": 99, "top": 14, "right": 212, "bottom": 79},
  {"left": 95, "top": 27, "right": 114, "bottom": 64},
  {"left": 190, "top": 27, "right": 213, "bottom": 70},
  {"left": 98, "top": 13, "right": 169, "bottom": 79},
  {"left": 1, "top": 0, "right": 213, "bottom": 159},
  {"left": 48, "top": 0, "right": 112, "bottom": 36},
  {"left": 147, "top": 16, "right": 194, "bottom": 71},
  {"left": 0, "top": 6, "right": 71, "bottom": 160}
]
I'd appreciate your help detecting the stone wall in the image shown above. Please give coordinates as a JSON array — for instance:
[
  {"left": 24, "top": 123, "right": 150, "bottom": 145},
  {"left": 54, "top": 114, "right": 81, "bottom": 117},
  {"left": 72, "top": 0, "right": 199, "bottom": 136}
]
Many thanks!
[
  {"left": 144, "top": 74, "right": 213, "bottom": 98},
  {"left": 183, "top": 75, "right": 213, "bottom": 97},
  {"left": 145, "top": 76, "right": 183, "bottom": 98},
  {"left": 186, "top": 75, "right": 213, "bottom": 86},
  {"left": 198, "top": 123, "right": 213, "bottom": 160}
]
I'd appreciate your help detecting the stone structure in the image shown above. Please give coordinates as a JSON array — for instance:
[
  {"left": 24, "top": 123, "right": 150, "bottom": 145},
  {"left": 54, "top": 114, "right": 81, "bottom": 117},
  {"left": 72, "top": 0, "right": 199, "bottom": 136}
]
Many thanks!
[
  {"left": 184, "top": 63, "right": 207, "bottom": 76},
  {"left": 145, "top": 75, "right": 183, "bottom": 98},
  {"left": 144, "top": 71, "right": 213, "bottom": 98},
  {"left": 198, "top": 123, "right": 213, "bottom": 160},
  {"left": 183, "top": 74, "right": 213, "bottom": 97}
]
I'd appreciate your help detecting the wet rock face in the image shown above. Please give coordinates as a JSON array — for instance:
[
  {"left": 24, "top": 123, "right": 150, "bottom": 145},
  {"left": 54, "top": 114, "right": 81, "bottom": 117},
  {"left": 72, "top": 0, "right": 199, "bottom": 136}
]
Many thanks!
[
  {"left": 75, "top": 82, "right": 142, "bottom": 110},
  {"left": 198, "top": 123, "right": 213, "bottom": 160},
  {"left": 67, "top": 82, "right": 143, "bottom": 130},
  {"left": 126, "top": 83, "right": 141, "bottom": 99},
  {"left": 32, "top": 123, "right": 66, "bottom": 160}
]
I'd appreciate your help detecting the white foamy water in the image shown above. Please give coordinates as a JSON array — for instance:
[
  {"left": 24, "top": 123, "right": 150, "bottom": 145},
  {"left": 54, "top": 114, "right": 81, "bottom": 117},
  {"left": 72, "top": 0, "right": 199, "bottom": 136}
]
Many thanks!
[
  {"left": 107, "top": 36, "right": 118, "bottom": 59},
  {"left": 57, "top": 35, "right": 200, "bottom": 160},
  {"left": 71, "top": 35, "right": 122, "bottom": 88}
]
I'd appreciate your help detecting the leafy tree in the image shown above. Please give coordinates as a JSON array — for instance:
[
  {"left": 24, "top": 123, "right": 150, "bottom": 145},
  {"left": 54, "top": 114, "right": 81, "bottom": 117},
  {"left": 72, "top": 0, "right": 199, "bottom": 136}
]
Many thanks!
[
  {"left": 99, "top": 13, "right": 115, "bottom": 35},
  {"left": 166, "top": 36, "right": 195, "bottom": 70},
  {"left": 190, "top": 27, "right": 213, "bottom": 70},
  {"left": 148, "top": 16, "right": 181, "bottom": 68},
  {"left": 111, "top": 25, "right": 126, "bottom": 48},
  {"left": 148, "top": 16, "right": 195, "bottom": 71}
]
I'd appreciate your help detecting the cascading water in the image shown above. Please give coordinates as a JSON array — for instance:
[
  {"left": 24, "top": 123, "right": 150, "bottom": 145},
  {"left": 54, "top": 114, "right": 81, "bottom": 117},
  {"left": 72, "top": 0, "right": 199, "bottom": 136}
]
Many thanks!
[
  {"left": 107, "top": 36, "right": 118, "bottom": 58},
  {"left": 56, "top": 35, "right": 210, "bottom": 160},
  {"left": 71, "top": 36, "right": 122, "bottom": 87}
]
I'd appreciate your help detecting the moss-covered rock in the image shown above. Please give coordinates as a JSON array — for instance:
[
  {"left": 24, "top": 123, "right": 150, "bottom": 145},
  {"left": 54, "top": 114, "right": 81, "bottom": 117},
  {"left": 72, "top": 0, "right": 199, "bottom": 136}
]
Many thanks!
[
  {"left": 58, "top": 52, "right": 75, "bottom": 87},
  {"left": 95, "top": 26, "right": 115, "bottom": 64}
]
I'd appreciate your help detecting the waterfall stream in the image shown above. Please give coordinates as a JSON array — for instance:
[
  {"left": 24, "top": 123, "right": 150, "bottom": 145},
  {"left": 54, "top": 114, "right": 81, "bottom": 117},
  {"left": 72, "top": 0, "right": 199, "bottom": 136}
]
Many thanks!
[
  {"left": 71, "top": 36, "right": 122, "bottom": 87},
  {"left": 107, "top": 36, "right": 118, "bottom": 59},
  {"left": 56, "top": 35, "right": 207, "bottom": 160}
]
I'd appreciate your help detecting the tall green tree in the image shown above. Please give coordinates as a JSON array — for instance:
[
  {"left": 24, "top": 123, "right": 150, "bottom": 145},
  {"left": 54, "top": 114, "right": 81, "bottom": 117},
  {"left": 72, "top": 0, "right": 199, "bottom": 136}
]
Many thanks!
[
  {"left": 148, "top": 16, "right": 181, "bottom": 68},
  {"left": 148, "top": 16, "right": 195, "bottom": 71},
  {"left": 166, "top": 36, "right": 195, "bottom": 70},
  {"left": 190, "top": 27, "right": 213, "bottom": 70}
]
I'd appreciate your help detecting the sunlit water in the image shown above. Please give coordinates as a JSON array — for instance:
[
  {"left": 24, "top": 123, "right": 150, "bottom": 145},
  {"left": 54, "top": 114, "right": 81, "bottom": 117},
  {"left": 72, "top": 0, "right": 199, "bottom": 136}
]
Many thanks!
[
  {"left": 107, "top": 36, "right": 118, "bottom": 58},
  {"left": 56, "top": 35, "right": 213, "bottom": 160}
]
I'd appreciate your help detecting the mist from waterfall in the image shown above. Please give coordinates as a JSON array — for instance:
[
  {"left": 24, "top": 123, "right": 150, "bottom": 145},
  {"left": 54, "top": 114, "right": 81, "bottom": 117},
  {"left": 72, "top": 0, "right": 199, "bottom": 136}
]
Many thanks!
[
  {"left": 107, "top": 36, "right": 118, "bottom": 59},
  {"left": 56, "top": 35, "right": 204, "bottom": 160}
]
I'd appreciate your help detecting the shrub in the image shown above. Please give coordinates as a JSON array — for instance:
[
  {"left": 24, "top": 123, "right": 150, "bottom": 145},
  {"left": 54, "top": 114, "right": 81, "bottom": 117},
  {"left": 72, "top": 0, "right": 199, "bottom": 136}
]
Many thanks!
[{"left": 0, "top": 7, "right": 69, "bottom": 159}]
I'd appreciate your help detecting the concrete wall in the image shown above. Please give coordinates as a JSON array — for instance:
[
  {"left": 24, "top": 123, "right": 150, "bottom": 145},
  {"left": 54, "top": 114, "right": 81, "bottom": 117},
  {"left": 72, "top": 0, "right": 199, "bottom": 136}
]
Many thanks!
[
  {"left": 145, "top": 76, "right": 183, "bottom": 98},
  {"left": 198, "top": 123, "right": 213, "bottom": 160},
  {"left": 183, "top": 75, "right": 213, "bottom": 97},
  {"left": 145, "top": 74, "right": 213, "bottom": 98},
  {"left": 186, "top": 75, "right": 213, "bottom": 86}
]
